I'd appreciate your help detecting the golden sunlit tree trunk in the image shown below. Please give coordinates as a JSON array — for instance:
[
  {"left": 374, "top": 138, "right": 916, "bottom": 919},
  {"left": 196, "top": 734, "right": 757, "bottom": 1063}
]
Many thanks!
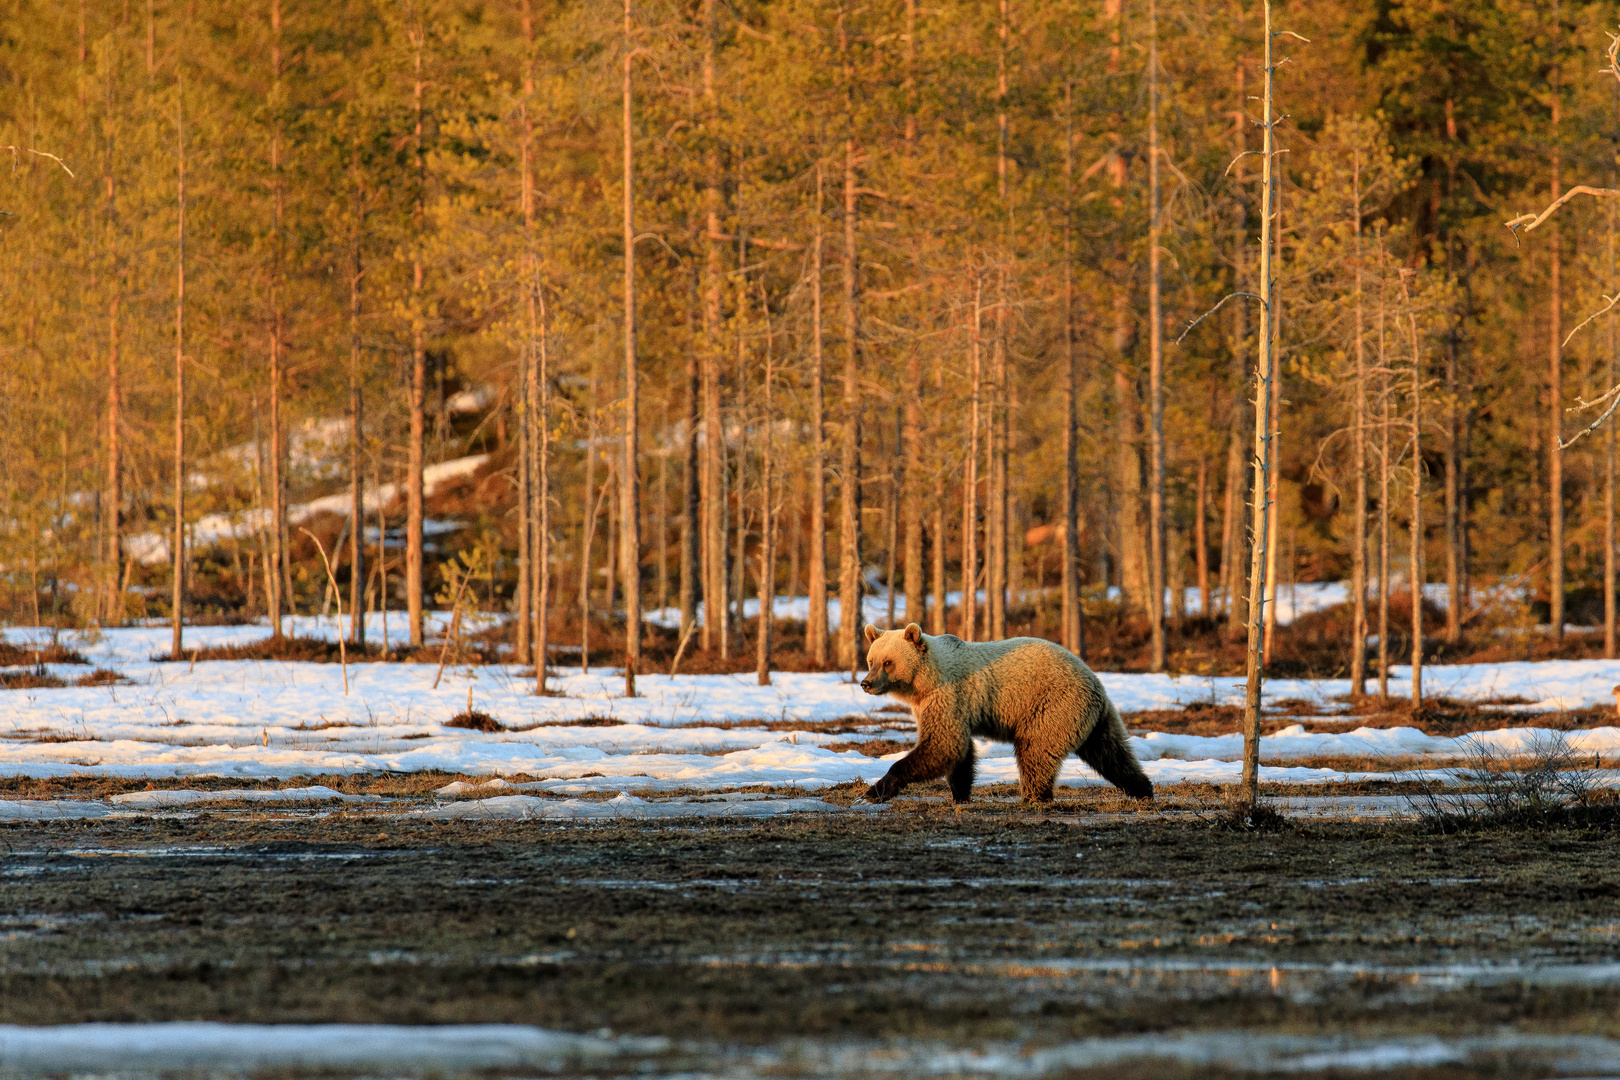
[
  {"left": 620, "top": 0, "right": 642, "bottom": 697},
  {"left": 171, "top": 80, "right": 185, "bottom": 659},
  {"left": 1549, "top": 11, "right": 1564, "bottom": 641},
  {"left": 1146, "top": 0, "right": 1165, "bottom": 671},
  {"left": 1062, "top": 76, "right": 1084, "bottom": 658},
  {"left": 348, "top": 144, "right": 366, "bottom": 649},
  {"left": 700, "top": 0, "right": 726, "bottom": 658},
  {"left": 406, "top": 18, "right": 427, "bottom": 648},
  {"left": 836, "top": 4, "right": 863, "bottom": 674},
  {"left": 1349, "top": 151, "right": 1368, "bottom": 698},
  {"left": 1401, "top": 270, "right": 1424, "bottom": 708},
  {"left": 268, "top": 0, "right": 288, "bottom": 637},
  {"left": 1239, "top": 1, "right": 1283, "bottom": 807},
  {"left": 807, "top": 167, "right": 829, "bottom": 665}
]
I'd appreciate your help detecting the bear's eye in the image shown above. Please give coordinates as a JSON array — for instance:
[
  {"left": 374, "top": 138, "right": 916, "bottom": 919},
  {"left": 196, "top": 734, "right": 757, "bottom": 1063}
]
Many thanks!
[{"left": 884, "top": 660, "right": 893, "bottom": 672}]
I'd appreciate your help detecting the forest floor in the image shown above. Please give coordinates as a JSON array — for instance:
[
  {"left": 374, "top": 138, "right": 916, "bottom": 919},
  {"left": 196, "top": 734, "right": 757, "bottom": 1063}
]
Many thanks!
[{"left": 3, "top": 799, "right": 1620, "bottom": 1078}]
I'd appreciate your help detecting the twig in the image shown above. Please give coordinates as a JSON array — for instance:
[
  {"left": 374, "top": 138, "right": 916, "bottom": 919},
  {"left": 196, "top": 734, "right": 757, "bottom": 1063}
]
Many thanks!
[
  {"left": 298, "top": 528, "right": 347, "bottom": 696},
  {"left": 0, "top": 146, "right": 74, "bottom": 177},
  {"left": 1563, "top": 292, "right": 1620, "bottom": 349},
  {"left": 668, "top": 619, "right": 698, "bottom": 677},
  {"left": 1504, "top": 185, "right": 1620, "bottom": 244},
  {"left": 1558, "top": 385, "right": 1620, "bottom": 450},
  {"left": 1177, "top": 292, "right": 1264, "bottom": 343},
  {"left": 432, "top": 567, "right": 474, "bottom": 691}
]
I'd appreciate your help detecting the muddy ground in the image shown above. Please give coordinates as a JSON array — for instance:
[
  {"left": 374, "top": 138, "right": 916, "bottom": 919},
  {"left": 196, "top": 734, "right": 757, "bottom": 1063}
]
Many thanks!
[{"left": 3, "top": 800, "right": 1619, "bottom": 1077}]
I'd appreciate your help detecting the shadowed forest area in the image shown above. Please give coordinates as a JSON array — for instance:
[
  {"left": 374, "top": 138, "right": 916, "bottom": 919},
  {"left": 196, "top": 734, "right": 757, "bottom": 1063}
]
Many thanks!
[{"left": 7, "top": 0, "right": 1620, "bottom": 681}]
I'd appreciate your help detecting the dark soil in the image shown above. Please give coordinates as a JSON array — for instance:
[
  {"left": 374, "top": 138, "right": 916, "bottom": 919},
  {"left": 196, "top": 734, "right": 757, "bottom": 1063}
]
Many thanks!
[{"left": 2, "top": 806, "right": 1617, "bottom": 1060}]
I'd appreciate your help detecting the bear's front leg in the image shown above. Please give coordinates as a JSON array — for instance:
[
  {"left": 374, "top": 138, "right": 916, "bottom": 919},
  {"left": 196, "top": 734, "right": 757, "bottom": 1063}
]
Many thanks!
[{"left": 862, "top": 737, "right": 961, "bottom": 803}]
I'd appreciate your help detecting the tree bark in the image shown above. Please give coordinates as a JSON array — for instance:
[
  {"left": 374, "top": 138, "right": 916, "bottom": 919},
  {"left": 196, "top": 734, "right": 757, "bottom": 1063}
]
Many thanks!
[
  {"left": 1240, "top": 0, "right": 1279, "bottom": 806},
  {"left": 1349, "top": 151, "right": 1367, "bottom": 697},
  {"left": 807, "top": 167, "right": 829, "bottom": 665},
  {"left": 988, "top": 0, "right": 1010, "bottom": 643},
  {"left": 171, "top": 85, "right": 186, "bottom": 659},
  {"left": 1221, "top": 62, "right": 1249, "bottom": 641},
  {"left": 348, "top": 157, "right": 366, "bottom": 649},
  {"left": 836, "top": 5, "right": 864, "bottom": 673},
  {"left": 621, "top": 0, "right": 641, "bottom": 696},
  {"left": 406, "top": 19, "right": 427, "bottom": 647},
  {"left": 1062, "top": 78, "right": 1083, "bottom": 658},
  {"left": 962, "top": 269, "right": 982, "bottom": 642},
  {"left": 268, "top": 0, "right": 287, "bottom": 638},
  {"left": 1549, "top": 39, "right": 1564, "bottom": 640},
  {"left": 756, "top": 284, "right": 775, "bottom": 685},
  {"left": 1608, "top": 179, "right": 1617, "bottom": 659},
  {"left": 700, "top": 0, "right": 726, "bottom": 658},
  {"left": 1403, "top": 271, "right": 1423, "bottom": 707},
  {"left": 1146, "top": 0, "right": 1165, "bottom": 671}
]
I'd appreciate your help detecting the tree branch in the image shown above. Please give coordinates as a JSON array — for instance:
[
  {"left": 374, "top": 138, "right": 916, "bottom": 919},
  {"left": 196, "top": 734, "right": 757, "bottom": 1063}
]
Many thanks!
[{"left": 1504, "top": 185, "right": 1620, "bottom": 243}]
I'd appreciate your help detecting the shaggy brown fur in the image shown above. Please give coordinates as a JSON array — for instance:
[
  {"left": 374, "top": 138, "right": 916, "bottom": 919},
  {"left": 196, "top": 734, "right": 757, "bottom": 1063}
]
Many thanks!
[{"left": 858, "top": 623, "right": 1153, "bottom": 805}]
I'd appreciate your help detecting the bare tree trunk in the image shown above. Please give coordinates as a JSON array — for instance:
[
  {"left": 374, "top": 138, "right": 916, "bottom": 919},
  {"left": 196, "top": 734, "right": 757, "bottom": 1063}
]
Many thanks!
[
  {"left": 902, "top": 346, "right": 923, "bottom": 625},
  {"left": 1239, "top": 0, "right": 1280, "bottom": 806},
  {"left": 621, "top": 0, "right": 641, "bottom": 697},
  {"left": 837, "top": 6, "right": 864, "bottom": 674},
  {"left": 1549, "top": 39, "right": 1564, "bottom": 641},
  {"left": 807, "top": 168, "right": 829, "bottom": 665},
  {"left": 1378, "top": 260, "right": 1391, "bottom": 700},
  {"left": 1195, "top": 456, "right": 1209, "bottom": 619},
  {"left": 1221, "top": 63, "right": 1248, "bottom": 641},
  {"left": 1403, "top": 271, "right": 1423, "bottom": 708},
  {"left": 533, "top": 291, "right": 551, "bottom": 694},
  {"left": 106, "top": 286, "right": 122, "bottom": 626},
  {"left": 1146, "top": 0, "right": 1165, "bottom": 671},
  {"left": 268, "top": 0, "right": 287, "bottom": 638},
  {"left": 171, "top": 85, "right": 186, "bottom": 659},
  {"left": 700, "top": 0, "right": 725, "bottom": 658},
  {"left": 1443, "top": 325, "right": 1461, "bottom": 645},
  {"left": 581, "top": 363, "right": 598, "bottom": 674},
  {"left": 349, "top": 148, "right": 366, "bottom": 650},
  {"left": 406, "top": 20, "right": 427, "bottom": 647},
  {"left": 1062, "top": 78, "right": 1084, "bottom": 658},
  {"left": 1350, "top": 151, "right": 1367, "bottom": 697},
  {"left": 988, "top": 0, "right": 1011, "bottom": 643},
  {"left": 962, "top": 269, "right": 982, "bottom": 642},
  {"left": 1262, "top": 185, "right": 1283, "bottom": 667},
  {"left": 932, "top": 464, "right": 947, "bottom": 637},
  {"left": 1609, "top": 159, "right": 1617, "bottom": 660},
  {"left": 680, "top": 270, "right": 700, "bottom": 646},
  {"left": 756, "top": 284, "right": 775, "bottom": 685}
]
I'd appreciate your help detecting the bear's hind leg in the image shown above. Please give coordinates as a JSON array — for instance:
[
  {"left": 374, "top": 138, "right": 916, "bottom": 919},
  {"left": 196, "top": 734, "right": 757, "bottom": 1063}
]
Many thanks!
[
  {"left": 947, "top": 743, "right": 976, "bottom": 804},
  {"left": 1013, "top": 739, "right": 1062, "bottom": 804}
]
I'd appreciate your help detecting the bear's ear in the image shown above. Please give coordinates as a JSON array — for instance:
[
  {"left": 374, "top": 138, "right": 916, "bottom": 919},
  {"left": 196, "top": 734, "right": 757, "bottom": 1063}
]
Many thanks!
[
  {"left": 863, "top": 623, "right": 882, "bottom": 645},
  {"left": 903, "top": 622, "right": 926, "bottom": 652}
]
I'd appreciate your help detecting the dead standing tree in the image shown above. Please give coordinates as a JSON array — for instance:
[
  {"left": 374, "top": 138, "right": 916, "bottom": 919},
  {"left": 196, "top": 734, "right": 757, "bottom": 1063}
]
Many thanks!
[{"left": 1178, "top": 1, "right": 1304, "bottom": 807}]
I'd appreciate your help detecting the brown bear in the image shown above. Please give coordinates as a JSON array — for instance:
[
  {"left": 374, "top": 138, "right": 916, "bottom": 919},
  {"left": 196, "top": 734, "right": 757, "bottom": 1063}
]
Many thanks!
[{"left": 857, "top": 623, "right": 1153, "bottom": 804}]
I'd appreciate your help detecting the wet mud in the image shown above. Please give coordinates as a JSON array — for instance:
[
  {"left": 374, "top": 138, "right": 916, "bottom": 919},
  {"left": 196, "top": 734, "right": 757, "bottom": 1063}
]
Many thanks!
[{"left": 1, "top": 806, "right": 1618, "bottom": 1077}]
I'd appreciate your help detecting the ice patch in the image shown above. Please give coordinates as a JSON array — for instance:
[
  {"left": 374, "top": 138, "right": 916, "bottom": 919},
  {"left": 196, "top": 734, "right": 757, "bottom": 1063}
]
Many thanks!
[
  {"left": 0, "top": 1022, "right": 654, "bottom": 1071},
  {"left": 110, "top": 786, "right": 382, "bottom": 808},
  {"left": 0, "top": 800, "right": 110, "bottom": 821},
  {"left": 414, "top": 792, "right": 875, "bottom": 821}
]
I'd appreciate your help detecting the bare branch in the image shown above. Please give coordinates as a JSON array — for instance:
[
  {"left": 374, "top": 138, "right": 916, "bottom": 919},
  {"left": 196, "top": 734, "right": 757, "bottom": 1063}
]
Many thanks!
[
  {"left": 1504, "top": 185, "right": 1620, "bottom": 242},
  {"left": 1563, "top": 293, "right": 1620, "bottom": 349},
  {"left": 1558, "top": 384, "right": 1620, "bottom": 449},
  {"left": 0, "top": 146, "right": 74, "bottom": 178},
  {"left": 1176, "top": 292, "right": 1263, "bottom": 343}
]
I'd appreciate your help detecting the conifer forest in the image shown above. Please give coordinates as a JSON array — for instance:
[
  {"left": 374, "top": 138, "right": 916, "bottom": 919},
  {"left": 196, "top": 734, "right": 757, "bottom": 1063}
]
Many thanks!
[{"left": 6, "top": 0, "right": 1620, "bottom": 682}]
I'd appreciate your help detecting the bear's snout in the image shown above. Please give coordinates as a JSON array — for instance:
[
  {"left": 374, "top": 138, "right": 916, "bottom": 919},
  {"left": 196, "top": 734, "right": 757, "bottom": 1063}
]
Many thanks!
[{"left": 859, "top": 674, "right": 880, "bottom": 694}]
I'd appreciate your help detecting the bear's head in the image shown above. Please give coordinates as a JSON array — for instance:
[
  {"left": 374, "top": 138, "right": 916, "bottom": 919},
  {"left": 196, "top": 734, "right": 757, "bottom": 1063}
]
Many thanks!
[{"left": 859, "top": 623, "right": 928, "bottom": 699}]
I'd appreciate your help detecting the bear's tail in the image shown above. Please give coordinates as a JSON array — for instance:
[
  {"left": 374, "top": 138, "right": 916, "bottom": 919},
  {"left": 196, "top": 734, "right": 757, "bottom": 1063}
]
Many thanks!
[{"left": 1077, "top": 698, "right": 1154, "bottom": 800}]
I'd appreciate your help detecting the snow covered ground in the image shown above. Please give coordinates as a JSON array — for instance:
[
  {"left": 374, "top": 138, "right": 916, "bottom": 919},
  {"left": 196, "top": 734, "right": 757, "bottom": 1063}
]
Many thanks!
[{"left": 3, "top": 620, "right": 1619, "bottom": 797}]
